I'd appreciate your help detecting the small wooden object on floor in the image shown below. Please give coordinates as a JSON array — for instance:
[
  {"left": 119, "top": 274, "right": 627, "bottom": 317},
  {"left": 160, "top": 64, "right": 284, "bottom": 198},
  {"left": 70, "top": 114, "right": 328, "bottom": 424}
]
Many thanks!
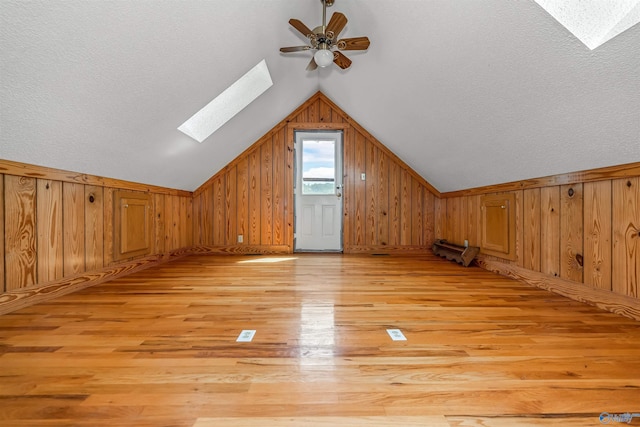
[{"left": 432, "top": 238, "right": 479, "bottom": 267}]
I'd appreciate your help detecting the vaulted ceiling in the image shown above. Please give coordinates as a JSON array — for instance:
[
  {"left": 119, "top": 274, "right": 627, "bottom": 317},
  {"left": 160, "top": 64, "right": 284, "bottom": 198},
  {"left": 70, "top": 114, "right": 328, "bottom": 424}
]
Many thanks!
[{"left": 2, "top": 0, "right": 639, "bottom": 193}]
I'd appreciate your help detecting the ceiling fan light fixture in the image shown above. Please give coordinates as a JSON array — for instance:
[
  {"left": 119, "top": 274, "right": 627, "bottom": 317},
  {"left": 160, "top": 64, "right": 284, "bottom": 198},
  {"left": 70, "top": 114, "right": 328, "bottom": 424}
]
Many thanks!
[{"left": 314, "top": 48, "right": 334, "bottom": 67}]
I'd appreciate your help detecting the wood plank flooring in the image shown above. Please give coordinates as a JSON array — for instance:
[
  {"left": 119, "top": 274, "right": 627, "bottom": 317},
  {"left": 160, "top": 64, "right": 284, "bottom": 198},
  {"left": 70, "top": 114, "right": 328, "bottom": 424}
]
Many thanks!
[{"left": 1, "top": 253, "right": 639, "bottom": 426}]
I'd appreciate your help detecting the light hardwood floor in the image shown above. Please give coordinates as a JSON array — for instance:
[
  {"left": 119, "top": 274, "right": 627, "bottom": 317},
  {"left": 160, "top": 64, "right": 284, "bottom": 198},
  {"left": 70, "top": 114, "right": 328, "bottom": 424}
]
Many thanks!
[{"left": 1, "top": 253, "right": 639, "bottom": 426}]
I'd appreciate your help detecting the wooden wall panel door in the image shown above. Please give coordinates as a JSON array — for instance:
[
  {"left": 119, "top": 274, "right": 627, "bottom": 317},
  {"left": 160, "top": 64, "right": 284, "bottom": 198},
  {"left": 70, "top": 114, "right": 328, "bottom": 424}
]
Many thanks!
[
  {"left": 114, "top": 191, "right": 152, "bottom": 261},
  {"left": 612, "top": 177, "right": 639, "bottom": 298},
  {"left": 523, "top": 188, "right": 541, "bottom": 272},
  {"left": 36, "top": 179, "right": 63, "bottom": 283},
  {"left": 560, "top": 184, "right": 584, "bottom": 283},
  {"left": 63, "top": 182, "right": 85, "bottom": 276},
  {"left": 584, "top": 181, "right": 612, "bottom": 290},
  {"left": 84, "top": 185, "right": 104, "bottom": 271},
  {"left": 4, "top": 175, "right": 37, "bottom": 290},
  {"left": 0, "top": 175, "right": 4, "bottom": 292},
  {"left": 540, "top": 186, "right": 561, "bottom": 277},
  {"left": 480, "top": 193, "right": 516, "bottom": 260}
]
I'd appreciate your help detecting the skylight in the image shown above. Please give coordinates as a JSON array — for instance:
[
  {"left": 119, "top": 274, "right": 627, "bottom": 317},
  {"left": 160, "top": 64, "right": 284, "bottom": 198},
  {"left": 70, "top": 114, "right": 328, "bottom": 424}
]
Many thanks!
[
  {"left": 178, "top": 59, "right": 273, "bottom": 143},
  {"left": 534, "top": 0, "right": 640, "bottom": 50}
]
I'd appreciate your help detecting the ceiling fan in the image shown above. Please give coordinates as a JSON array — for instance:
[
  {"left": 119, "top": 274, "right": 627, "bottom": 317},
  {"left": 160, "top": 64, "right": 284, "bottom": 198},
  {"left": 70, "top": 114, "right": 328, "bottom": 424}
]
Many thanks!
[{"left": 280, "top": 0, "right": 370, "bottom": 71}]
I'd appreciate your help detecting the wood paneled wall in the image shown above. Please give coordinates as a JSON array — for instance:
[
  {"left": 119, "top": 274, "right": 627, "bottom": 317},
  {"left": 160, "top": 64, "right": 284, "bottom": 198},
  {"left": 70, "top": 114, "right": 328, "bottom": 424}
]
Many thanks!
[
  {"left": 0, "top": 160, "right": 193, "bottom": 294},
  {"left": 436, "top": 163, "right": 640, "bottom": 311},
  {"left": 193, "top": 92, "right": 437, "bottom": 254}
]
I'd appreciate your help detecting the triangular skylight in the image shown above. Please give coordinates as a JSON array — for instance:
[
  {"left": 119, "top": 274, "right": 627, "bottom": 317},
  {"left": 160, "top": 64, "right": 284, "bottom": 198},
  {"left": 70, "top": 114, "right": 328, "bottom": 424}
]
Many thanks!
[
  {"left": 178, "top": 59, "right": 273, "bottom": 143},
  {"left": 535, "top": 0, "right": 640, "bottom": 49}
]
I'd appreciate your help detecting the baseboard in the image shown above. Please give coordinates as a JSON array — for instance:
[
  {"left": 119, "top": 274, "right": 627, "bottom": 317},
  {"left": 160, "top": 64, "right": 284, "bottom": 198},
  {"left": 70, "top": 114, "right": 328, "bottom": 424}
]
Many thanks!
[
  {"left": 344, "top": 245, "right": 431, "bottom": 254},
  {"left": 475, "top": 255, "right": 640, "bottom": 321},
  {"left": 191, "top": 245, "right": 292, "bottom": 255},
  {"left": 0, "top": 248, "right": 193, "bottom": 316}
]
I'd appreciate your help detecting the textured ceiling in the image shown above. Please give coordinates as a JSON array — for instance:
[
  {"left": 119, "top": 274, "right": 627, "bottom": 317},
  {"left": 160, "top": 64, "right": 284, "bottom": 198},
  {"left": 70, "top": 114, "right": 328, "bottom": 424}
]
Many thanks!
[{"left": 1, "top": 0, "right": 639, "bottom": 193}]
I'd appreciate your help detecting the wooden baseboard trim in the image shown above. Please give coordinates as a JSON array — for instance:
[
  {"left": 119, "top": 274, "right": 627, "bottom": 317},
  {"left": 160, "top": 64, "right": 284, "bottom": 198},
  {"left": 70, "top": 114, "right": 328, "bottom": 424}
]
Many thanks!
[
  {"left": 191, "top": 245, "right": 292, "bottom": 255},
  {"left": 0, "top": 248, "right": 193, "bottom": 316},
  {"left": 475, "top": 255, "right": 640, "bottom": 321}
]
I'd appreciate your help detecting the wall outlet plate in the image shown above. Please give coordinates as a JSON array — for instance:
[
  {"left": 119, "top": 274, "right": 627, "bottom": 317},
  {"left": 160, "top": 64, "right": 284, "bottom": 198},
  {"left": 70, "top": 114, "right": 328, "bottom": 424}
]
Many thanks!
[
  {"left": 236, "top": 330, "right": 256, "bottom": 342},
  {"left": 386, "top": 329, "right": 407, "bottom": 341}
]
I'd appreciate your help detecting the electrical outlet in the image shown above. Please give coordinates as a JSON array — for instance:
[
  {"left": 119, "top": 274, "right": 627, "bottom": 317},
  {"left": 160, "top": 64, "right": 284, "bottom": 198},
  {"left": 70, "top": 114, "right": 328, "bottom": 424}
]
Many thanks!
[
  {"left": 361, "top": 173, "right": 366, "bottom": 181},
  {"left": 237, "top": 235, "right": 243, "bottom": 243}
]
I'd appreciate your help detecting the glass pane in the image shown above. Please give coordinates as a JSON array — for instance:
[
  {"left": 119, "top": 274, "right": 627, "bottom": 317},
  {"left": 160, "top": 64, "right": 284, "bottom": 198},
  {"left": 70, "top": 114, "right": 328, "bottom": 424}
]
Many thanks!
[{"left": 302, "top": 139, "right": 335, "bottom": 195}]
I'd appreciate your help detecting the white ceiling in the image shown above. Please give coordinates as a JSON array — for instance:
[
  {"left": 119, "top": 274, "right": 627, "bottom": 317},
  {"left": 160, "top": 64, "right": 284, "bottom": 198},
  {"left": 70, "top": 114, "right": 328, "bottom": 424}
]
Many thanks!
[{"left": 1, "top": 0, "right": 639, "bottom": 193}]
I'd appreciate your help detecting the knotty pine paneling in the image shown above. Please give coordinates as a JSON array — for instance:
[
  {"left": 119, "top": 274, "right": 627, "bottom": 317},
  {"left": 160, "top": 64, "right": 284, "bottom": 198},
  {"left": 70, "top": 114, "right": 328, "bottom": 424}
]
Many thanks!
[
  {"left": 437, "top": 165, "right": 639, "bottom": 307},
  {"left": 560, "top": 183, "right": 583, "bottom": 282},
  {"left": 193, "top": 92, "right": 437, "bottom": 253},
  {"left": 1, "top": 167, "right": 192, "bottom": 301},
  {"left": 84, "top": 185, "right": 104, "bottom": 271},
  {"left": 63, "top": 182, "right": 85, "bottom": 276},
  {"left": 0, "top": 175, "right": 4, "bottom": 292},
  {"left": 612, "top": 177, "right": 639, "bottom": 298},
  {"left": 36, "top": 179, "right": 63, "bottom": 283},
  {"left": 584, "top": 181, "right": 612, "bottom": 290},
  {"left": 4, "top": 175, "right": 37, "bottom": 290}
]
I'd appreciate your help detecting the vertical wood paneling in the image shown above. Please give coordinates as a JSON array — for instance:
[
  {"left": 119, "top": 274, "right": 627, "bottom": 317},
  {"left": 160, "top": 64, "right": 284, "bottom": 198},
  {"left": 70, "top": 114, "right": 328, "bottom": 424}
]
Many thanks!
[
  {"left": 434, "top": 198, "right": 446, "bottom": 241},
  {"left": 172, "top": 196, "right": 180, "bottom": 249},
  {"left": 179, "top": 196, "right": 189, "bottom": 248},
  {"left": 377, "top": 152, "right": 389, "bottom": 245},
  {"left": 4, "top": 175, "right": 37, "bottom": 290},
  {"left": 192, "top": 193, "right": 201, "bottom": 245},
  {"left": 523, "top": 188, "right": 541, "bottom": 272},
  {"left": 164, "top": 195, "right": 174, "bottom": 251},
  {"left": 424, "top": 191, "right": 435, "bottom": 246},
  {"left": 307, "top": 99, "right": 319, "bottom": 122},
  {"left": 411, "top": 179, "right": 423, "bottom": 246},
  {"left": 512, "top": 190, "right": 524, "bottom": 267},
  {"left": 272, "top": 131, "right": 285, "bottom": 245},
  {"left": 365, "top": 141, "right": 378, "bottom": 245},
  {"left": 319, "top": 100, "right": 332, "bottom": 123},
  {"left": 353, "top": 132, "right": 366, "bottom": 245},
  {"left": 237, "top": 157, "right": 249, "bottom": 245},
  {"left": 103, "top": 188, "right": 114, "bottom": 266},
  {"left": 584, "top": 181, "right": 612, "bottom": 290},
  {"left": 213, "top": 177, "right": 225, "bottom": 246},
  {"left": 63, "top": 182, "right": 85, "bottom": 276},
  {"left": 540, "top": 186, "right": 561, "bottom": 277},
  {"left": 225, "top": 167, "right": 238, "bottom": 245},
  {"left": 612, "top": 177, "right": 639, "bottom": 298},
  {"left": 388, "top": 162, "right": 401, "bottom": 246},
  {"left": 248, "top": 149, "right": 261, "bottom": 245},
  {"left": 400, "top": 169, "right": 411, "bottom": 245},
  {"left": 0, "top": 175, "right": 4, "bottom": 292},
  {"left": 84, "top": 185, "right": 104, "bottom": 271},
  {"left": 342, "top": 127, "right": 354, "bottom": 248},
  {"left": 560, "top": 184, "right": 584, "bottom": 283},
  {"left": 467, "top": 195, "right": 482, "bottom": 247},
  {"left": 154, "top": 194, "right": 166, "bottom": 254},
  {"left": 285, "top": 132, "right": 294, "bottom": 247},
  {"left": 261, "top": 137, "right": 273, "bottom": 245},
  {"left": 36, "top": 179, "right": 63, "bottom": 283}
]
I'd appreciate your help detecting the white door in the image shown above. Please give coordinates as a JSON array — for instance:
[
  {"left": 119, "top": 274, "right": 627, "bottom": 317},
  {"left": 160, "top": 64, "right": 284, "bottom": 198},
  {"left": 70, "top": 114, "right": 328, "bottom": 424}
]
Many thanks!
[{"left": 294, "top": 131, "right": 343, "bottom": 252}]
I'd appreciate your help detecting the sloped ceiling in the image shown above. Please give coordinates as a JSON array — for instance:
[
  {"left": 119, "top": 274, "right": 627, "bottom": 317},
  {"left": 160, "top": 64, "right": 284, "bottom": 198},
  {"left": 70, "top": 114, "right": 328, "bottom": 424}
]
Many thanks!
[{"left": 1, "top": 0, "right": 639, "bottom": 193}]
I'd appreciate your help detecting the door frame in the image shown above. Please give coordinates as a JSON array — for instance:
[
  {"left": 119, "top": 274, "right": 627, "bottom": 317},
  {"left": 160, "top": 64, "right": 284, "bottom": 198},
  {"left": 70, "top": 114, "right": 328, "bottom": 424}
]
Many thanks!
[{"left": 286, "top": 124, "right": 349, "bottom": 253}]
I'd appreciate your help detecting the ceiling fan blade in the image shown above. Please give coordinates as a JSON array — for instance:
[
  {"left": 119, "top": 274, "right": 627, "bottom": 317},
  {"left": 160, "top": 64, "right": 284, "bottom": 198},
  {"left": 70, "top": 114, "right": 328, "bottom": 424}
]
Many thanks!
[
  {"left": 306, "top": 56, "right": 318, "bottom": 71},
  {"left": 333, "top": 51, "right": 352, "bottom": 69},
  {"left": 289, "top": 18, "right": 314, "bottom": 38},
  {"left": 337, "top": 36, "right": 370, "bottom": 51},
  {"left": 280, "top": 46, "right": 311, "bottom": 53},
  {"left": 326, "top": 12, "right": 348, "bottom": 39}
]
